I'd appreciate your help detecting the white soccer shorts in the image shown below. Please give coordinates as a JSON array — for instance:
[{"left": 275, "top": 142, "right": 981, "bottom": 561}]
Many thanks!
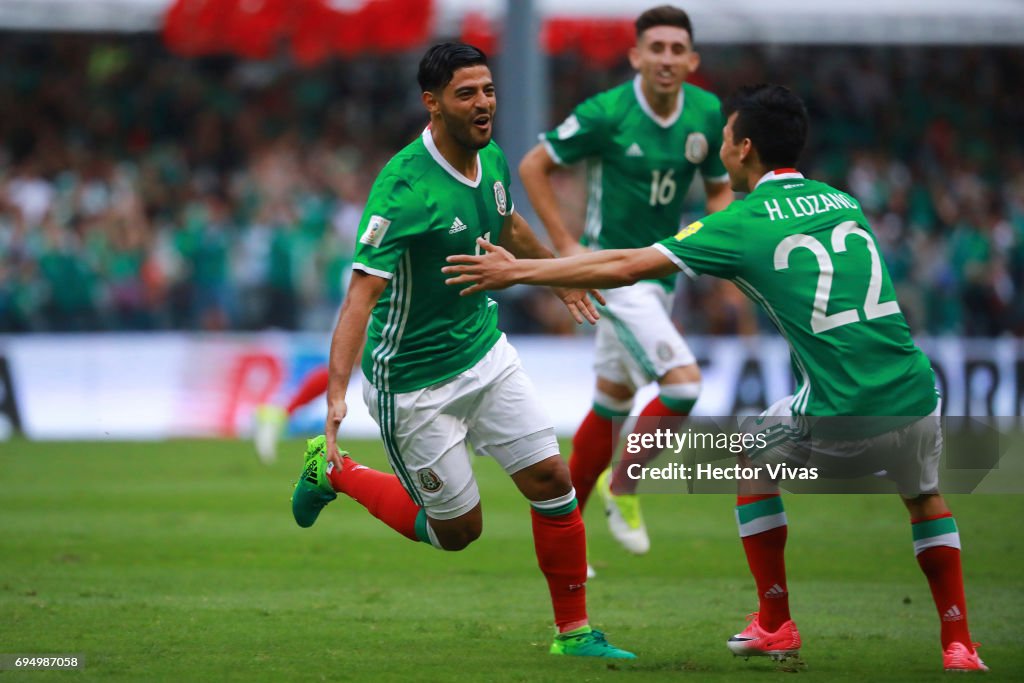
[
  {"left": 743, "top": 395, "right": 942, "bottom": 497},
  {"left": 594, "top": 280, "right": 697, "bottom": 392},
  {"left": 362, "top": 334, "right": 558, "bottom": 520}
]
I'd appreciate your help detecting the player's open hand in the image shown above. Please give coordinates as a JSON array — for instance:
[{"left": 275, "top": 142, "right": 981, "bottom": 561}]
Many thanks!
[
  {"left": 324, "top": 398, "right": 348, "bottom": 469},
  {"left": 552, "top": 244, "right": 607, "bottom": 323},
  {"left": 443, "top": 238, "right": 518, "bottom": 294},
  {"left": 553, "top": 286, "right": 603, "bottom": 325}
]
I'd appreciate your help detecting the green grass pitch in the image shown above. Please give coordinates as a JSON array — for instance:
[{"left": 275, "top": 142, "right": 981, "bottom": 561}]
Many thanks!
[{"left": 1, "top": 438, "right": 1022, "bottom": 682}]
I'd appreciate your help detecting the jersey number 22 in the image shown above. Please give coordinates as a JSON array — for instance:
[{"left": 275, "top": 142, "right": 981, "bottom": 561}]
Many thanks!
[{"left": 774, "top": 220, "right": 901, "bottom": 334}]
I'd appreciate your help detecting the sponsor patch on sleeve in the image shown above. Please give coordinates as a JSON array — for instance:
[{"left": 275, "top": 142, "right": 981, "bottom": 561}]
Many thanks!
[
  {"left": 359, "top": 215, "right": 392, "bottom": 248},
  {"left": 673, "top": 221, "right": 703, "bottom": 241}
]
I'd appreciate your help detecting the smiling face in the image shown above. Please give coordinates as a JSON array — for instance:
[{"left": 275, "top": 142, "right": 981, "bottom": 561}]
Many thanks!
[
  {"left": 427, "top": 64, "right": 496, "bottom": 151},
  {"left": 629, "top": 25, "right": 699, "bottom": 99}
]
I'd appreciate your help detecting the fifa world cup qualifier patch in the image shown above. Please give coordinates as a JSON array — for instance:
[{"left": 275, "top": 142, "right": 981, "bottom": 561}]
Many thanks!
[{"left": 360, "top": 215, "right": 392, "bottom": 247}]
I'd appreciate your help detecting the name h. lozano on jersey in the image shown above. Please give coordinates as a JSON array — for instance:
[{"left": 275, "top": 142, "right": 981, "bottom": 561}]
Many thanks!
[{"left": 763, "top": 191, "right": 859, "bottom": 222}]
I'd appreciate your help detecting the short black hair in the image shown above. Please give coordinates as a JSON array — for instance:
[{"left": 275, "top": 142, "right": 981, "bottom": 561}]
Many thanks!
[
  {"left": 417, "top": 42, "right": 488, "bottom": 93},
  {"left": 635, "top": 5, "right": 694, "bottom": 42},
  {"left": 722, "top": 84, "right": 809, "bottom": 168}
]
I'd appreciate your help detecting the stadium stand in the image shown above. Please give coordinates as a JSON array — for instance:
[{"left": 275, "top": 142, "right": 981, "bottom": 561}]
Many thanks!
[{"left": 0, "top": 36, "right": 1021, "bottom": 336}]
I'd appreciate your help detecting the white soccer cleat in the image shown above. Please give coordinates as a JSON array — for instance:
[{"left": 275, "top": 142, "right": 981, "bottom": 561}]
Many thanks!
[
  {"left": 254, "top": 404, "right": 287, "bottom": 465},
  {"left": 596, "top": 469, "right": 650, "bottom": 555}
]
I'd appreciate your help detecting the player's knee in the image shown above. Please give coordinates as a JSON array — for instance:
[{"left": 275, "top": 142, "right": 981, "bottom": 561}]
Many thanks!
[
  {"left": 439, "top": 530, "right": 480, "bottom": 552},
  {"left": 429, "top": 506, "right": 483, "bottom": 551},
  {"left": 514, "top": 456, "right": 572, "bottom": 501},
  {"left": 661, "top": 363, "right": 701, "bottom": 387},
  {"left": 902, "top": 492, "right": 948, "bottom": 519},
  {"left": 434, "top": 518, "right": 482, "bottom": 551},
  {"left": 595, "top": 377, "right": 635, "bottom": 402}
]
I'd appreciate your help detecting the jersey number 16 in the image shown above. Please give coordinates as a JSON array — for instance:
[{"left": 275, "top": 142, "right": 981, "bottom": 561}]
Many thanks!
[{"left": 649, "top": 169, "right": 677, "bottom": 207}]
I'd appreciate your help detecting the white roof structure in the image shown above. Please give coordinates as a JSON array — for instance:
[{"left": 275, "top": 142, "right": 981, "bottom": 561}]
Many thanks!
[
  {"left": 0, "top": 0, "right": 1022, "bottom": 44},
  {"left": 0, "top": 0, "right": 169, "bottom": 32},
  {"left": 438, "top": 0, "right": 1024, "bottom": 44}
]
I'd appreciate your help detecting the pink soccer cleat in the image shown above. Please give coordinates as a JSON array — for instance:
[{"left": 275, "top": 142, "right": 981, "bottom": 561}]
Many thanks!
[
  {"left": 727, "top": 612, "right": 801, "bottom": 660},
  {"left": 943, "top": 642, "right": 988, "bottom": 672}
]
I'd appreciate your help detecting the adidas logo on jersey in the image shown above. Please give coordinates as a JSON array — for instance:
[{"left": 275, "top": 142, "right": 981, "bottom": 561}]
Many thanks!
[
  {"left": 764, "top": 583, "right": 787, "bottom": 599},
  {"left": 943, "top": 605, "right": 964, "bottom": 622},
  {"left": 449, "top": 217, "right": 468, "bottom": 234},
  {"left": 625, "top": 142, "right": 644, "bottom": 157}
]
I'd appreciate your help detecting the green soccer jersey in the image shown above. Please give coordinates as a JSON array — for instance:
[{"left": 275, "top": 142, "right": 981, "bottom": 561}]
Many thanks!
[
  {"left": 543, "top": 76, "right": 728, "bottom": 289},
  {"left": 655, "top": 170, "right": 938, "bottom": 420},
  {"left": 353, "top": 128, "right": 512, "bottom": 393}
]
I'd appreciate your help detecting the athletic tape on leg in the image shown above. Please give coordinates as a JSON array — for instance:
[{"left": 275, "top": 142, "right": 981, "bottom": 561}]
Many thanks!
[
  {"left": 593, "top": 390, "right": 632, "bottom": 418},
  {"left": 531, "top": 487, "right": 579, "bottom": 517},
  {"left": 658, "top": 381, "right": 701, "bottom": 413}
]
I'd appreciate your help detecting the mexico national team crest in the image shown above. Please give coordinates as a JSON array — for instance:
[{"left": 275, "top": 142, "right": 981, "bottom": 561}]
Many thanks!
[
  {"left": 684, "top": 132, "right": 709, "bottom": 164},
  {"left": 418, "top": 468, "right": 444, "bottom": 493},
  {"left": 493, "top": 181, "right": 508, "bottom": 216}
]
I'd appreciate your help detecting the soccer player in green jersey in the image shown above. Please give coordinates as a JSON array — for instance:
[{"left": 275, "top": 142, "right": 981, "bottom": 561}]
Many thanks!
[
  {"left": 289, "top": 43, "right": 634, "bottom": 660},
  {"left": 519, "top": 5, "right": 733, "bottom": 558},
  {"left": 444, "top": 84, "right": 987, "bottom": 672}
]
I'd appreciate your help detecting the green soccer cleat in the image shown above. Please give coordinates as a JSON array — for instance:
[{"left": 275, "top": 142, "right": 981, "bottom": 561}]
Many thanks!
[
  {"left": 291, "top": 435, "right": 342, "bottom": 528},
  {"left": 549, "top": 626, "right": 636, "bottom": 659}
]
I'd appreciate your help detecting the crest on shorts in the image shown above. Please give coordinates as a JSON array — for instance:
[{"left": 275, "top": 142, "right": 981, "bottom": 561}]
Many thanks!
[
  {"left": 418, "top": 468, "right": 444, "bottom": 493},
  {"left": 656, "top": 341, "right": 675, "bottom": 362},
  {"left": 493, "top": 181, "right": 508, "bottom": 216},
  {"left": 684, "top": 132, "right": 709, "bottom": 164}
]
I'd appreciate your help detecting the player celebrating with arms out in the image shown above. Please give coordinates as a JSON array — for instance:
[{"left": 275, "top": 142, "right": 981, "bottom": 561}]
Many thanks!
[
  {"left": 290, "top": 42, "right": 635, "bottom": 660},
  {"left": 445, "top": 84, "right": 987, "bottom": 672},
  {"left": 519, "top": 5, "right": 732, "bottom": 557}
]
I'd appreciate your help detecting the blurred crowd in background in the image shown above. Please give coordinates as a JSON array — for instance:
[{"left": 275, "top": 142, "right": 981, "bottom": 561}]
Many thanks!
[{"left": 0, "top": 36, "right": 1021, "bottom": 336}]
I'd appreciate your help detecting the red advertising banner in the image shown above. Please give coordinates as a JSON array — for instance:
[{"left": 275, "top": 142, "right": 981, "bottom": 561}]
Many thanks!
[{"left": 163, "top": 0, "right": 434, "bottom": 64}]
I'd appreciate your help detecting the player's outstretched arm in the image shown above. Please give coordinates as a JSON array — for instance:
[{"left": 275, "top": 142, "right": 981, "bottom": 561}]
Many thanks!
[
  {"left": 498, "top": 211, "right": 603, "bottom": 324},
  {"left": 444, "top": 239, "right": 676, "bottom": 294},
  {"left": 519, "top": 144, "right": 586, "bottom": 256},
  {"left": 325, "top": 270, "right": 388, "bottom": 466}
]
